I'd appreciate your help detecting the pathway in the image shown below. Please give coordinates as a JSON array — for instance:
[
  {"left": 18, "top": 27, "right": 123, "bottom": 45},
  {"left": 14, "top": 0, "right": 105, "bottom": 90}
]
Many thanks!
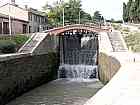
[
  {"left": 108, "top": 30, "right": 128, "bottom": 52},
  {"left": 85, "top": 63, "right": 140, "bottom": 105}
]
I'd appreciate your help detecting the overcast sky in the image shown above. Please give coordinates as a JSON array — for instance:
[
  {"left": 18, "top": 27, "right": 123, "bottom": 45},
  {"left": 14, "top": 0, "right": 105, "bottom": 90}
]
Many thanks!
[{"left": 0, "top": 0, "right": 128, "bottom": 20}]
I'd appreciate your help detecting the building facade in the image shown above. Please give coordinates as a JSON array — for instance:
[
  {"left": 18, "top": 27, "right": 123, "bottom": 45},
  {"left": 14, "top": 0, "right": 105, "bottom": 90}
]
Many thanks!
[
  {"left": 0, "top": 3, "right": 48, "bottom": 34},
  {"left": 28, "top": 8, "right": 48, "bottom": 33},
  {"left": 0, "top": 13, "right": 28, "bottom": 34},
  {"left": 0, "top": 3, "right": 29, "bottom": 34}
]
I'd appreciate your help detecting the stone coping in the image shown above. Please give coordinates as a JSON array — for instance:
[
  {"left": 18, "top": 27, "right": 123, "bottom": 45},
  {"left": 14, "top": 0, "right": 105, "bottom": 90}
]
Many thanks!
[
  {"left": 0, "top": 53, "right": 31, "bottom": 62},
  {"left": 84, "top": 63, "right": 140, "bottom": 105}
]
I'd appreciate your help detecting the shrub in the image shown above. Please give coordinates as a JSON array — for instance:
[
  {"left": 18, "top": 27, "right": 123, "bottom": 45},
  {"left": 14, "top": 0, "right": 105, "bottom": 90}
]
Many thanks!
[
  {"left": 112, "top": 23, "right": 121, "bottom": 30},
  {"left": 122, "top": 27, "right": 130, "bottom": 32},
  {"left": 13, "top": 35, "right": 29, "bottom": 45},
  {"left": 124, "top": 32, "right": 140, "bottom": 52},
  {"left": 0, "top": 40, "right": 16, "bottom": 53}
]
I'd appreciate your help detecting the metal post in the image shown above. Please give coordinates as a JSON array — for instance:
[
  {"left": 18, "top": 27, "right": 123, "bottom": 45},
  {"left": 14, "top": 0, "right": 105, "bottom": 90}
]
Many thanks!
[
  {"left": 8, "top": 1, "right": 12, "bottom": 36},
  {"left": 79, "top": 11, "right": 80, "bottom": 24},
  {"left": 2, "top": 21, "right": 3, "bottom": 34},
  {"left": 63, "top": 8, "right": 65, "bottom": 27}
]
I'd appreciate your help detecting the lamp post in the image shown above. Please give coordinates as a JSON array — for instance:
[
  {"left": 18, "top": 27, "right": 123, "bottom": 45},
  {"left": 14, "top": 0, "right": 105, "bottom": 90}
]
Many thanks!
[
  {"left": 79, "top": 10, "right": 81, "bottom": 24},
  {"left": 62, "top": 5, "right": 69, "bottom": 27},
  {"left": 8, "top": 0, "right": 12, "bottom": 36},
  {"left": 63, "top": 8, "right": 64, "bottom": 27}
]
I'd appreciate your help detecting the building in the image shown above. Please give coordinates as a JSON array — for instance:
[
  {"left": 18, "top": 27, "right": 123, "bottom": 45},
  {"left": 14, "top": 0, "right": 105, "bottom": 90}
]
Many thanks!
[
  {"left": 0, "top": 3, "right": 29, "bottom": 34},
  {"left": 0, "top": 13, "right": 28, "bottom": 34},
  {"left": 0, "top": 1, "right": 48, "bottom": 34},
  {"left": 28, "top": 8, "right": 48, "bottom": 33}
]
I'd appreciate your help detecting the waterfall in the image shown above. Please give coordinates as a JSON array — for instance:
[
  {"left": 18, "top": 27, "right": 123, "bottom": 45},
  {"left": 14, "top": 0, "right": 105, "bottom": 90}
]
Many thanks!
[
  {"left": 59, "top": 64, "right": 98, "bottom": 79},
  {"left": 59, "top": 32, "right": 98, "bottom": 80}
]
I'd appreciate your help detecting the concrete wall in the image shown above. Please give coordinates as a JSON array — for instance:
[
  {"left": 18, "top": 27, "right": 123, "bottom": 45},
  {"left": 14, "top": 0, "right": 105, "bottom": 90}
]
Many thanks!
[
  {"left": 33, "top": 35, "right": 59, "bottom": 55},
  {"left": 0, "top": 52, "right": 59, "bottom": 105},
  {"left": 98, "top": 32, "right": 121, "bottom": 84}
]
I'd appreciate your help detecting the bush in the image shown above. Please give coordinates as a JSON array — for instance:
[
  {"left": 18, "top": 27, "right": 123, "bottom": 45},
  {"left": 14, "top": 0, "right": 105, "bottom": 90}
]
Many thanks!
[
  {"left": 0, "top": 40, "right": 16, "bottom": 53},
  {"left": 13, "top": 35, "right": 29, "bottom": 45},
  {"left": 112, "top": 24, "right": 121, "bottom": 30},
  {"left": 124, "top": 32, "right": 140, "bottom": 52},
  {"left": 122, "top": 27, "right": 130, "bottom": 32}
]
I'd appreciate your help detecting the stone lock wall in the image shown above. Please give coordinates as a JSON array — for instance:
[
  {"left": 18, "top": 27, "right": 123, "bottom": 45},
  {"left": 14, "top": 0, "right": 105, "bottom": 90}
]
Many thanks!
[
  {"left": 0, "top": 52, "right": 59, "bottom": 105},
  {"left": 98, "top": 52, "right": 121, "bottom": 84}
]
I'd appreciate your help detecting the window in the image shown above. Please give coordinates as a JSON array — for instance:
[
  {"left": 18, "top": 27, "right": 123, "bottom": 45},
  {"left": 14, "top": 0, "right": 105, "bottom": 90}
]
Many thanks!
[
  {"left": 3, "top": 22, "right": 9, "bottom": 34},
  {"left": 37, "top": 27, "right": 39, "bottom": 32},
  {"left": 29, "top": 14, "right": 32, "bottom": 21},
  {"left": 29, "top": 26, "right": 32, "bottom": 33},
  {"left": 45, "top": 18, "right": 47, "bottom": 23},
  {"left": 23, "top": 24, "right": 27, "bottom": 34},
  {"left": 0, "top": 23, "right": 2, "bottom": 34}
]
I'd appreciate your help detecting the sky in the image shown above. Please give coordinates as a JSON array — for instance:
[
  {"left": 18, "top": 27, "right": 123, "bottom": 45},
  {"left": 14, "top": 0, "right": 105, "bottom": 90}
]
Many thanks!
[{"left": 0, "top": 0, "right": 128, "bottom": 20}]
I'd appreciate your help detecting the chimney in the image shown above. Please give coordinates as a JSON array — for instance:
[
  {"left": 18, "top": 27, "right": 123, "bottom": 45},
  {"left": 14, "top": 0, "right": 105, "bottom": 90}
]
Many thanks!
[
  {"left": 11, "top": 0, "right": 15, "bottom": 4},
  {"left": 24, "top": 5, "right": 28, "bottom": 10}
]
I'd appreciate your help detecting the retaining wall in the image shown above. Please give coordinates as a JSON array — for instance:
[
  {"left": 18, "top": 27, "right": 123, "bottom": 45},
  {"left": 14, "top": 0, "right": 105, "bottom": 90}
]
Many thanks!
[
  {"left": 98, "top": 52, "right": 121, "bottom": 84},
  {"left": 0, "top": 52, "right": 59, "bottom": 105}
]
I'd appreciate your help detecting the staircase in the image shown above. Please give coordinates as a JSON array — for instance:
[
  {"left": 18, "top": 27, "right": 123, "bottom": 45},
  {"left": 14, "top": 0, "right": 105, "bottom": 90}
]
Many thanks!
[
  {"left": 18, "top": 33, "right": 47, "bottom": 53},
  {"left": 108, "top": 30, "right": 128, "bottom": 52}
]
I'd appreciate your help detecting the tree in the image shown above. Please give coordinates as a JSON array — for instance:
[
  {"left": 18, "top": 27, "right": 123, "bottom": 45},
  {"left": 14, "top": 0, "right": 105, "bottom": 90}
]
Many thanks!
[
  {"left": 123, "top": 2, "right": 128, "bottom": 22},
  {"left": 93, "top": 11, "right": 101, "bottom": 22},
  {"left": 43, "top": 0, "right": 84, "bottom": 26},
  {"left": 123, "top": 0, "right": 140, "bottom": 23},
  {"left": 92, "top": 11, "right": 104, "bottom": 23},
  {"left": 42, "top": 0, "right": 104, "bottom": 27}
]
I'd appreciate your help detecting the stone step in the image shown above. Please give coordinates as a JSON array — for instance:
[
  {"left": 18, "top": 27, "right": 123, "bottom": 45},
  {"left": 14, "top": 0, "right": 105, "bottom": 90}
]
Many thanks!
[
  {"left": 108, "top": 31, "right": 128, "bottom": 52},
  {"left": 18, "top": 33, "right": 47, "bottom": 53}
]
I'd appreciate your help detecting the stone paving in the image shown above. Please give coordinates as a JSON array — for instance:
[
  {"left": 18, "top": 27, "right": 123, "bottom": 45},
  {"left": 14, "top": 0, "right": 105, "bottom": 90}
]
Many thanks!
[
  {"left": 84, "top": 63, "right": 140, "bottom": 105},
  {"left": 91, "top": 26, "right": 140, "bottom": 105},
  {"left": 6, "top": 79, "right": 103, "bottom": 105}
]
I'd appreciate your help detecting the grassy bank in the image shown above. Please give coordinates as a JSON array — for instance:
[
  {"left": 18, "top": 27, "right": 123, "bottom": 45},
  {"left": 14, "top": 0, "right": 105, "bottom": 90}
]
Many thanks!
[
  {"left": 112, "top": 23, "right": 140, "bottom": 52},
  {"left": 0, "top": 35, "right": 29, "bottom": 54}
]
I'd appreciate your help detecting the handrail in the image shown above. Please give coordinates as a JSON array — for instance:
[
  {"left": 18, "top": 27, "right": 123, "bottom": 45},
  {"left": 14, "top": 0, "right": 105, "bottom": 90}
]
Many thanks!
[
  {"left": 43, "top": 24, "right": 110, "bottom": 33},
  {"left": 18, "top": 33, "right": 37, "bottom": 53}
]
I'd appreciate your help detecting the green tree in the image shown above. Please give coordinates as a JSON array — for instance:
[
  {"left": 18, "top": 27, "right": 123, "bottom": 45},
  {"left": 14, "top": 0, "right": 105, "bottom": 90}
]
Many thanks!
[
  {"left": 43, "top": 0, "right": 83, "bottom": 26},
  {"left": 127, "top": 0, "right": 133, "bottom": 22},
  {"left": 123, "top": 2, "right": 128, "bottom": 22},
  {"left": 43, "top": 0, "right": 104, "bottom": 27},
  {"left": 135, "top": 0, "right": 140, "bottom": 22},
  {"left": 93, "top": 11, "right": 104, "bottom": 23},
  {"left": 123, "top": 0, "right": 140, "bottom": 23}
]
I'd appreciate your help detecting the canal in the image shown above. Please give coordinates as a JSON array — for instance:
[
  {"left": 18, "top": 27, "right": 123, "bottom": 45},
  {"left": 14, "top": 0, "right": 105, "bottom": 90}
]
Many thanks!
[
  {"left": 7, "top": 79, "right": 103, "bottom": 105},
  {"left": 7, "top": 30, "right": 103, "bottom": 105}
]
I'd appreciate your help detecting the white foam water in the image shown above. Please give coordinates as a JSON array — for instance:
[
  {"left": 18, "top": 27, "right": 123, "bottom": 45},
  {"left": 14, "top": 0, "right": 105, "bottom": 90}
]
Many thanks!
[{"left": 58, "top": 64, "right": 98, "bottom": 79}]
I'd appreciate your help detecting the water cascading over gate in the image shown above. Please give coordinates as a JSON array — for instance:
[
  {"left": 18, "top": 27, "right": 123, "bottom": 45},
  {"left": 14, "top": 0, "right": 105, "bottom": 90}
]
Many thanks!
[{"left": 58, "top": 30, "right": 98, "bottom": 79}]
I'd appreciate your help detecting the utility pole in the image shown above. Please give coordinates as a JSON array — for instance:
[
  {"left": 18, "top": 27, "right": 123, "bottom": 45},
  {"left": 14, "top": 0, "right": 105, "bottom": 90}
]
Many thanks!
[
  {"left": 63, "top": 8, "right": 64, "bottom": 27},
  {"left": 79, "top": 11, "right": 81, "bottom": 24},
  {"left": 8, "top": 0, "right": 12, "bottom": 36}
]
